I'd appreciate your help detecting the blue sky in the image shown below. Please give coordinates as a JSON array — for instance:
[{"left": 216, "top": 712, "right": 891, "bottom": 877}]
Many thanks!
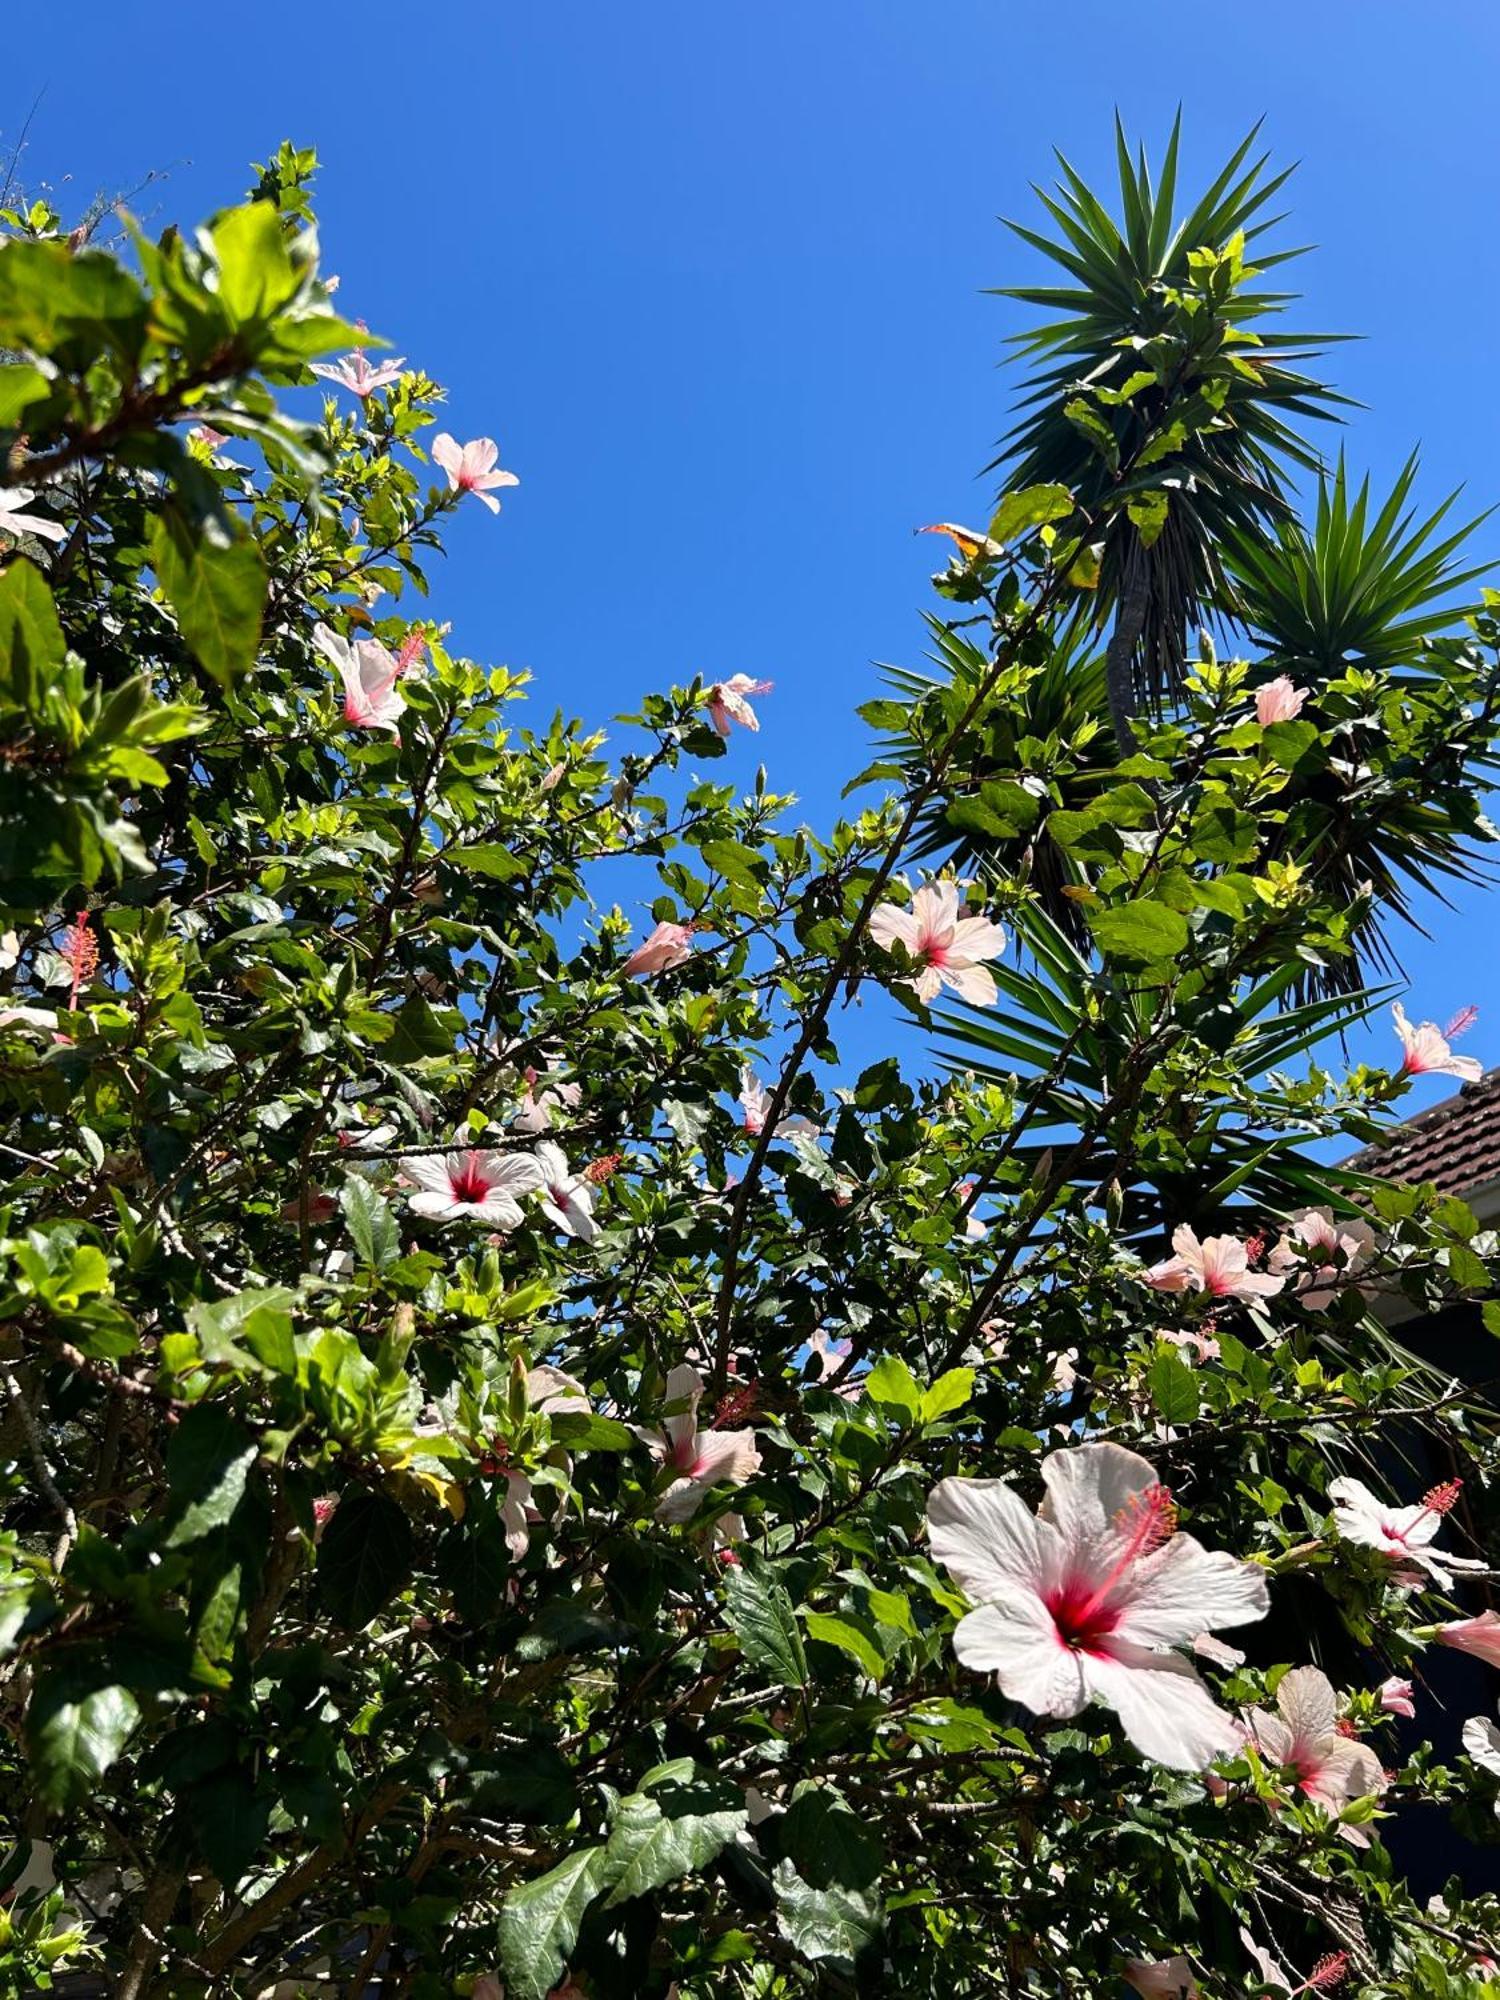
[{"left": 9, "top": 1, "right": 1500, "bottom": 1101}]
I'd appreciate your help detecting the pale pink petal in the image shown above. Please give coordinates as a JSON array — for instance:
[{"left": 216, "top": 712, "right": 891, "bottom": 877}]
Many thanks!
[
  {"left": 926, "top": 1476, "right": 1055, "bottom": 1599},
  {"left": 688, "top": 1429, "right": 762, "bottom": 1488},
  {"left": 430, "top": 433, "right": 463, "bottom": 480},
  {"left": 951, "top": 1594, "right": 1089, "bottom": 1718},
  {"left": 1276, "top": 1664, "right": 1338, "bottom": 1747},
  {"left": 408, "top": 1190, "right": 468, "bottom": 1219},
  {"left": 1113, "top": 1536, "right": 1270, "bottom": 1650},
  {"left": 1245, "top": 1707, "right": 1296, "bottom": 1764},
  {"left": 941, "top": 961, "right": 998, "bottom": 1007},
  {"left": 949, "top": 915, "right": 1007, "bottom": 959},
  {"left": 1037, "top": 1441, "right": 1159, "bottom": 1551},
  {"left": 1463, "top": 1712, "right": 1500, "bottom": 1778},
  {"left": 867, "top": 904, "right": 921, "bottom": 954},
  {"left": 1085, "top": 1645, "right": 1243, "bottom": 1769}
]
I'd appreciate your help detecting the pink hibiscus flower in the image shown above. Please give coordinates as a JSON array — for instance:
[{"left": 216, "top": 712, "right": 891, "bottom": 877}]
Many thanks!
[
  {"left": 1378, "top": 1676, "right": 1416, "bottom": 1719},
  {"left": 926, "top": 1441, "right": 1269, "bottom": 1770},
  {"left": 497, "top": 1363, "right": 590, "bottom": 1558},
  {"left": 1144, "top": 1225, "right": 1285, "bottom": 1301},
  {"left": 623, "top": 921, "right": 694, "bottom": 978},
  {"left": 312, "top": 622, "right": 405, "bottom": 736},
  {"left": 512, "top": 1067, "right": 583, "bottom": 1134},
  {"left": 738, "top": 1066, "right": 818, "bottom": 1140},
  {"left": 1329, "top": 1476, "right": 1483, "bottom": 1590},
  {"left": 1438, "top": 1612, "right": 1500, "bottom": 1668},
  {"left": 1255, "top": 677, "right": 1307, "bottom": 725},
  {"left": 1242, "top": 1665, "right": 1386, "bottom": 1844},
  {"left": 400, "top": 1146, "right": 544, "bottom": 1227},
  {"left": 707, "top": 675, "right": 773, "bottom": 736},
  {"left": 636, "top": 1363, "right": 762, "bottom": 1524},
  {"left": 1268, "top": 1208, "right": 1376, "bottom": 1310},
  {"left": 867, "top": 881, "right": 1006, "bottom": 1008},
  {"left": 532, "top": 1141, "right": 598, "bottom": 1242},
  {"left": 1392, "top": 1001, "right": 1482, "bottom": 1081},
  {"left": 430, "top": 433, "right": 519, "bottom": 514},
  {"left": 310, "top": 350, "right": 406, "bottom": 398}
]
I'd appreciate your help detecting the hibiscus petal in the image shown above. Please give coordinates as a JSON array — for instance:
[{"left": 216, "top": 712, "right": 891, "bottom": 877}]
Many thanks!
[
  {"left": 1276, "top": 1664, "right": 1338, "bottom": 1748},
  {"left": 951, "top": 1596, "right": 1088, "bottom": 1719},
  {"left": 942, "top": 962, "right": 998, "bottom": 1007},
  {"left": 867, "top": 906, "right": 920, "bottom": 954},
  {"left": 1462, "top": 1713, "right": 1500, "bottom": 1779},
  {"left": 1037, "top": 1441, "right": 1159, "bottom": 1553},
  {"left": 1085, "top": 1645, "right": 1241, "bottom": 1770},
  {"left": 689, "top": 1428, "right": 761, "bottom": 1489},
  {"left": 408, "top": 1191, "right": 467, "bottom": 1219},
  {"left": 1113, "top": 1535, "right": 1270, "bottom": 1649},
  {"left": 927, "top": 1476, "right": 1051, "bottom": 1599}
]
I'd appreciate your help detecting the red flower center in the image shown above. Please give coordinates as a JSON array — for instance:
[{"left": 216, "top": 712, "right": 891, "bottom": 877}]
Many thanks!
[
  {"left": 449, "top": 1160, "right": 493, "bottom": 1203},
  {"left": 1045, "top": 1580, "right": 1121, "bottom": 1654}
]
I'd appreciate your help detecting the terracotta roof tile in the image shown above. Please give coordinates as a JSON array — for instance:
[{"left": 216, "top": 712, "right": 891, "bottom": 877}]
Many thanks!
[{"left": 1345, "top": 1067, "right": 1500, "bottom": 1198}]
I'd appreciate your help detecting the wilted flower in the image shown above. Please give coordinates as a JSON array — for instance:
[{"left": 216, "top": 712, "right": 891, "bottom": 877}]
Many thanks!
[
  {"left": 312, "top": 623, "right": 405, "bottom": 736},
  {"left": 431, "top": 433, "right": 519, "bottom": 513},
  {"left": 738, "top": 1067, "right": 818, "bottom": 1140},
  {"left": 1329, "top": 1477, "right": 1483, "bottom": 1590},
  {"left": 1375, "top": 1675, "right": 1416, "bottom": 1718},
  {"left": 1255, "top": 676, "right": 1307, "bottom": 725},
  {"left": 623, "top": 921, "right": 694, "bottom": 978},
  {"left": 401, "top": 1146, "right": 544, "bottom": 1227},
  {"left": 1123, "top": 1957, "right": 1200, "bottom": 2000},
  {"left": 867, "top": 881, "right": 1005, "bottom": 1007},
  {"left": 1242, "top": 1665, "right": 1386, "bottom": 1844},
  {"left": 0, "top": 486, "right": 66, "bottom": 544},
  {"left": 498, "top": 1364, "right": 590, "bottom": 1558},
  {"left": 707, "top": 674, "right": 773, "bottom": 736},
  {"left": 310, "top": 350, "right": 407, "bottom": 397},
  {"left": 1268, "top": 1209, "right": 1376, "bottom": 1310},
  {"left": 532, "top": 1141, "right": 598, "bottom": 1242},
  {"left": 1392, "top": 1001, "right": 1483, "bottom": 1081},
  {"left": 1462, "top": 1702, "right": 1500, "bottom": 1778},
  {"left": 636, "top": 1363, "right": 762, "bottom": 1524},
  {"left": 1144, "top": 1225, "right": 1284, "bottom": 1301},
  {"left": 926, "top": 1441, "right": 1269, "bottom": 1769}
]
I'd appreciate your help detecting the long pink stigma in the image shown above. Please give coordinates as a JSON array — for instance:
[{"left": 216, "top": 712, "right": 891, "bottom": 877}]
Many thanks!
[
  {"left": 714, "top": 1382, "right": 758, "bottom": 1428},
  {"left": 1302, "top": 1953, "right": 1349, "bottom": 1993},
  {"left": 1444, "top": 1005, "right": 1479, "bottom": 1040},
  {"left": 62, "top": 910, "right": 99, "bottom": 1011},
  {"left": 448, "top": 1158, "right": 494, "bottom": 1204},
  {"left": 1063, "top": 1484, "right": 1178, "bottom": 1636},
  {"left": 396, "top": 628, "right": 427, "bottom": 676},
  {"left": 1421, "top": 1479, "right": 1463, "bottom": 1517}
]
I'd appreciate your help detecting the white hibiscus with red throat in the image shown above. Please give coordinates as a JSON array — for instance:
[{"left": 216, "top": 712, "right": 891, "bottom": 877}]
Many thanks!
[
  {"left": 867, "top": 879, "right": 1006, "bottom": 1007},
  {"left": 1329, "top": 1475, "right": 1484, "bottom": 1590},
  {"left": 636, "top": 1364, "right": 762, "bottom": 1524},
  {"left": 400, "top": 1143, "right": 544, "bottom": 1227},
  {"left": 926, "top": 1441, "right": 1269, "bottom": 1770}
]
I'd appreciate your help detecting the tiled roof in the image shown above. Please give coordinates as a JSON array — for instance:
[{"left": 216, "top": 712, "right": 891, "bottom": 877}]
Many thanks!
[{"left": 1346, "top": 1068, "right": 1500, "bottom": 1199}]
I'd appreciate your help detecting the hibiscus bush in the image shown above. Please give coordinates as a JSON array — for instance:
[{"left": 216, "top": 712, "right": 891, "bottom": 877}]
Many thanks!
[{"left": 2, "top": 135, "right": 1500, "bottom": 1999}]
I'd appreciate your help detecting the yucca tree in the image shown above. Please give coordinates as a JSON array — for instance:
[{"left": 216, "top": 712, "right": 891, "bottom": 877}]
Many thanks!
[
  {"left": 1226, "top": 454, "right": 1499, "bottom": 991},
  {"left": 991, "top": 115, "right": 1346, "bottom": 743}
]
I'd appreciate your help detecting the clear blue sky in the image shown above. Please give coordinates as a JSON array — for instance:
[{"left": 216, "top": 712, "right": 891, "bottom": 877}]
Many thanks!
[{"left": 9, "top": 1, "right": 1500, "bottom": 1100}]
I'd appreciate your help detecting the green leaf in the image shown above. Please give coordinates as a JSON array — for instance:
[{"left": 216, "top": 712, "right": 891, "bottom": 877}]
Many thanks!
[
  {"left": 1125, "top": 491, "right": 1170, "bottom": 547},
  {"left": 1088, "top": 902, "right": 1189, "bottom": 965},
  {"left": 316, "top": 1490, "right": 413, "bottom": 1628},
  {"left": 498, "top": 1847, "right": 610, "bottom": 2000},
  {"left": 469, "top": 1743, "right": 578, "bottom": 1825},
  {"left": 724, "top": 1558, "right": 808, "bottom": 1689},
  {"left": 208, "top": 201, "right": 303, "bottom": 324},
  {"left": 987, "top": 483, "right": 1074, "bottom": 545},
  {"left": 26, "top": 1674, "right": 141, "bottom": 1811},
  {"left": 920, "top": 1367, "right": 973, "bottom": 1422},
  {"left": 1261, "top": 718, "right": 1322, "bottom": 772},
  {"left": 162, "top": 1404, "right": 258, "bottom": 1547},
  {"left": 864, "top": 1354, "right": 921, "bottom": 1421},
  {"left": 603, "top": 1771, "right": 748, "bottom": 1906},
  {"left": 0, "top": 556, "right": 66, "bottom": 710},
  {"left": 0, "top": 363, "right": 51, "bottom": 427},
  {"left": 774, "top": 1859, "right": 882, "bottom": 1969},
  {"left": 340, "top": 1174, "right": 399, "bottom": 1272},
  {"left": 548, "top": 1411, "right": 636, "bottom": 1452},
  {"left": 780, "top": 1791, "right": 882, "bottom": 1891},
  {"left": 1147, "top": 1347, "right": 1200, "bottom": 1427},
  {"left": 150, "top": 501, "right": 267, "bottom": 689},
  {"left": 188, "top": 1769, "right": 270, "bottom": 1886},
  {"left": 449, "top": 842, "right": 525, "bottom": 882},
  {"left": 804, "top": 1610, "right": 887, "bottom": 1682}
]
